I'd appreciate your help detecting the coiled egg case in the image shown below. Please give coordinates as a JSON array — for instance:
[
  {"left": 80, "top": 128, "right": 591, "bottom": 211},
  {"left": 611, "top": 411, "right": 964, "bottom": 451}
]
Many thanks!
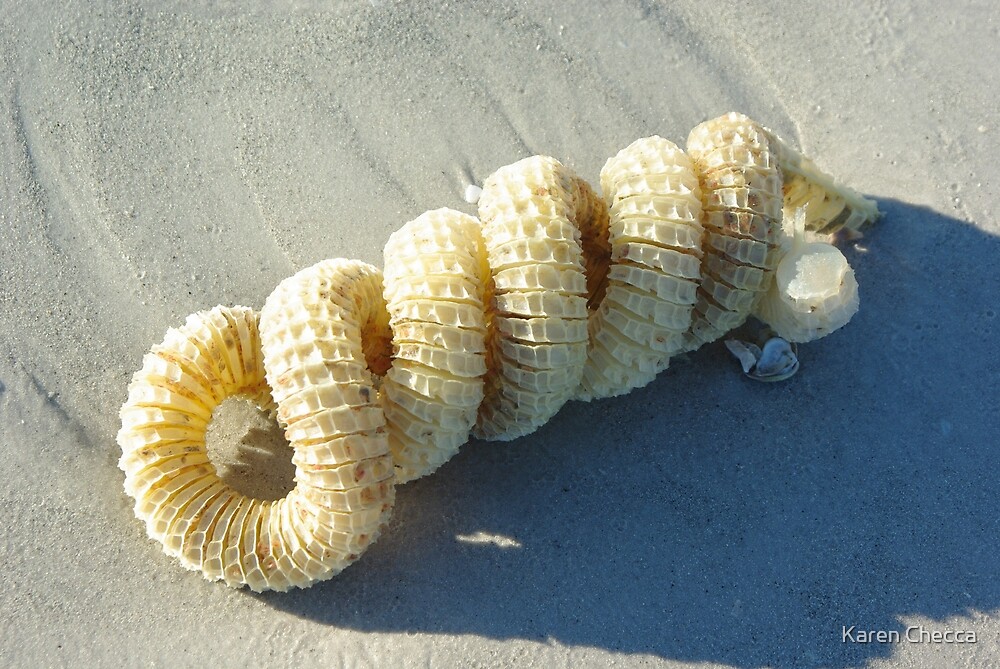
[{"left": 118, "top": 113, "right": 880, "bottom": 591}]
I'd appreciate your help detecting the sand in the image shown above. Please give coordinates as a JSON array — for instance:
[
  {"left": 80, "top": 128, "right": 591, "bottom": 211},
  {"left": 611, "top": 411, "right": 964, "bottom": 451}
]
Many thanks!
[{"left": 1, "top": 1, "right": 998, "bottom": 667}]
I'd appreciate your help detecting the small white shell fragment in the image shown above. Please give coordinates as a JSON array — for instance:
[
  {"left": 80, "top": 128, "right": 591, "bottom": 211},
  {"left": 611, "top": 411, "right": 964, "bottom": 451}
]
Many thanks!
[
  {"left": 724, "top": 339, "right": 761, "bottom": 375},
  {"left": 751, "top": 337, "right": 800, "bottom": 381},
  {"left": 463, "top": 184, "right": 483, "bottom": 204},
  {"left": 725, "top": 336, "right": 800, "bottom": 382}
]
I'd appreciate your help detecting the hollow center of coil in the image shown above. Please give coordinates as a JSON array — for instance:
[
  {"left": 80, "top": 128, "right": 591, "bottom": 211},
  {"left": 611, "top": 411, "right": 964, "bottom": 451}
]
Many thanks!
[
  {"left": 205, "top": 396, "right": 296, "bottom": 501},
  {"left": 361, "top": 297, "right": 395, "bottom": 378}
]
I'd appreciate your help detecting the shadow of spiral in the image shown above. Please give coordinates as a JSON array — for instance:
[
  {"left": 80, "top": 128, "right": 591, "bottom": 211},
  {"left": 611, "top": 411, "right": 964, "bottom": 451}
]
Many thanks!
[{"left": 256, "top": 200, "right": 1000, "bottom": 669}]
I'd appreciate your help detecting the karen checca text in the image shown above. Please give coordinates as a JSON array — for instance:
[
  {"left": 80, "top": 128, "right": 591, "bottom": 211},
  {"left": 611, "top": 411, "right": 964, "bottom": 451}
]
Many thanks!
[{"left": 842, "top": 625, "right": 977, "bottom": 644}]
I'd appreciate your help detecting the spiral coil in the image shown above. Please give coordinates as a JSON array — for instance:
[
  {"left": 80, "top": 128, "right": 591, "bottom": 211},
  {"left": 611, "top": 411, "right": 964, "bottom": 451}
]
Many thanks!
[{"left": 117, "top": 113, "right": 879, "bottom": 591}]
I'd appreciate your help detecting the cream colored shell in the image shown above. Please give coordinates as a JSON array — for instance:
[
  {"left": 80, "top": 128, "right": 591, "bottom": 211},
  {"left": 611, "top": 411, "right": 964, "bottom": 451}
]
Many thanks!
[
  {"left": 119, "top": 113, "right": 880, "bottom": 591},
  {"left": 118, "top": 304, "right": 392, "bottom": 592},
  {"left": 258, "top": 259, "right": 396, "bottom": 579},
  {"left": 763, "top": 127, "right": 881, "bottom": 238},
  {"left": 680, "top": 113, "right": 784, "bottom": 352},
  {"left": 474, "top": 156, "right": 600, "bottom": 441},
  {"left": 575, "top": 136, "right": 702, "bottom": 401},
  {"left": 381, "top": 208, "right": 489, "bottom": 481},
  {"left": 752, "top": 209, "right": 860, "bottom": 341}
]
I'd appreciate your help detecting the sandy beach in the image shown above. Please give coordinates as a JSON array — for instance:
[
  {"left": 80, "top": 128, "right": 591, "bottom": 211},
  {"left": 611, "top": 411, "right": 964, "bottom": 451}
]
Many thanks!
[{"left": 2, "top": 1, "right": 998, "bottom": 667}]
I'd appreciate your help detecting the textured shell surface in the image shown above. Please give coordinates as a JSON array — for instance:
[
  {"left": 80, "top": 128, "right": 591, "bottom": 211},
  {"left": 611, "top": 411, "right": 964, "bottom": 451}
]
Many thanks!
[
  {"left": 752, "top": 208, "right": 861, "bottom": 342},
  {"left": 472, "top": 156, "right": 597, "bottom": 440},
  {"left": 381, "top": 209, "right": 489, "bottom": 482},
  {"left": 679, "top": 114, "right": 785, "bottom": 353},
  {"left": 574, "top": 136, "right": 703, "bottom": 401},
  {"left": 118, "top": 305, "right": 390, "bottom": 592}
]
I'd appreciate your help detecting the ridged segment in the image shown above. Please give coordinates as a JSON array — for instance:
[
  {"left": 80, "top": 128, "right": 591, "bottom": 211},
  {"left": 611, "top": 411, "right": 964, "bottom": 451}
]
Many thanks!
[
  {"left": 681, "top": 113, "right": 783, "bottom": 351},
  {"left": 764, "top": 128, "right": 880, "bottom": 238},
  {"left": 475, "top": 155, "right": 604, "bottom": 441},
  {"left": 382, "top": 208, "right": 489, "bottom": 482},
  {"left": 577, "top": 136, "right": 702, "bottom": 401},
  {"left": 117, "top": 305, "right": 377, "bottom": 592},
  {"left": 260, "top": 259, "right": 394, "bottom": 571}
]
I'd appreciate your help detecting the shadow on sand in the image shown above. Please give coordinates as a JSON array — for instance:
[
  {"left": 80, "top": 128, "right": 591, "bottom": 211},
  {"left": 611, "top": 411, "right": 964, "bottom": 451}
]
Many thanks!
[{"left": 258, "top": 199, "right": 1000, "bottom": 668}]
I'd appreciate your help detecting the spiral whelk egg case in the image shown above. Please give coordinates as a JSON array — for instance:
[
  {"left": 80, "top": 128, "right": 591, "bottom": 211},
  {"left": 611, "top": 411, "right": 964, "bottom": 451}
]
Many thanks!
[{"left": 118, "top": 113, "right": 879, "bottom": 591}]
